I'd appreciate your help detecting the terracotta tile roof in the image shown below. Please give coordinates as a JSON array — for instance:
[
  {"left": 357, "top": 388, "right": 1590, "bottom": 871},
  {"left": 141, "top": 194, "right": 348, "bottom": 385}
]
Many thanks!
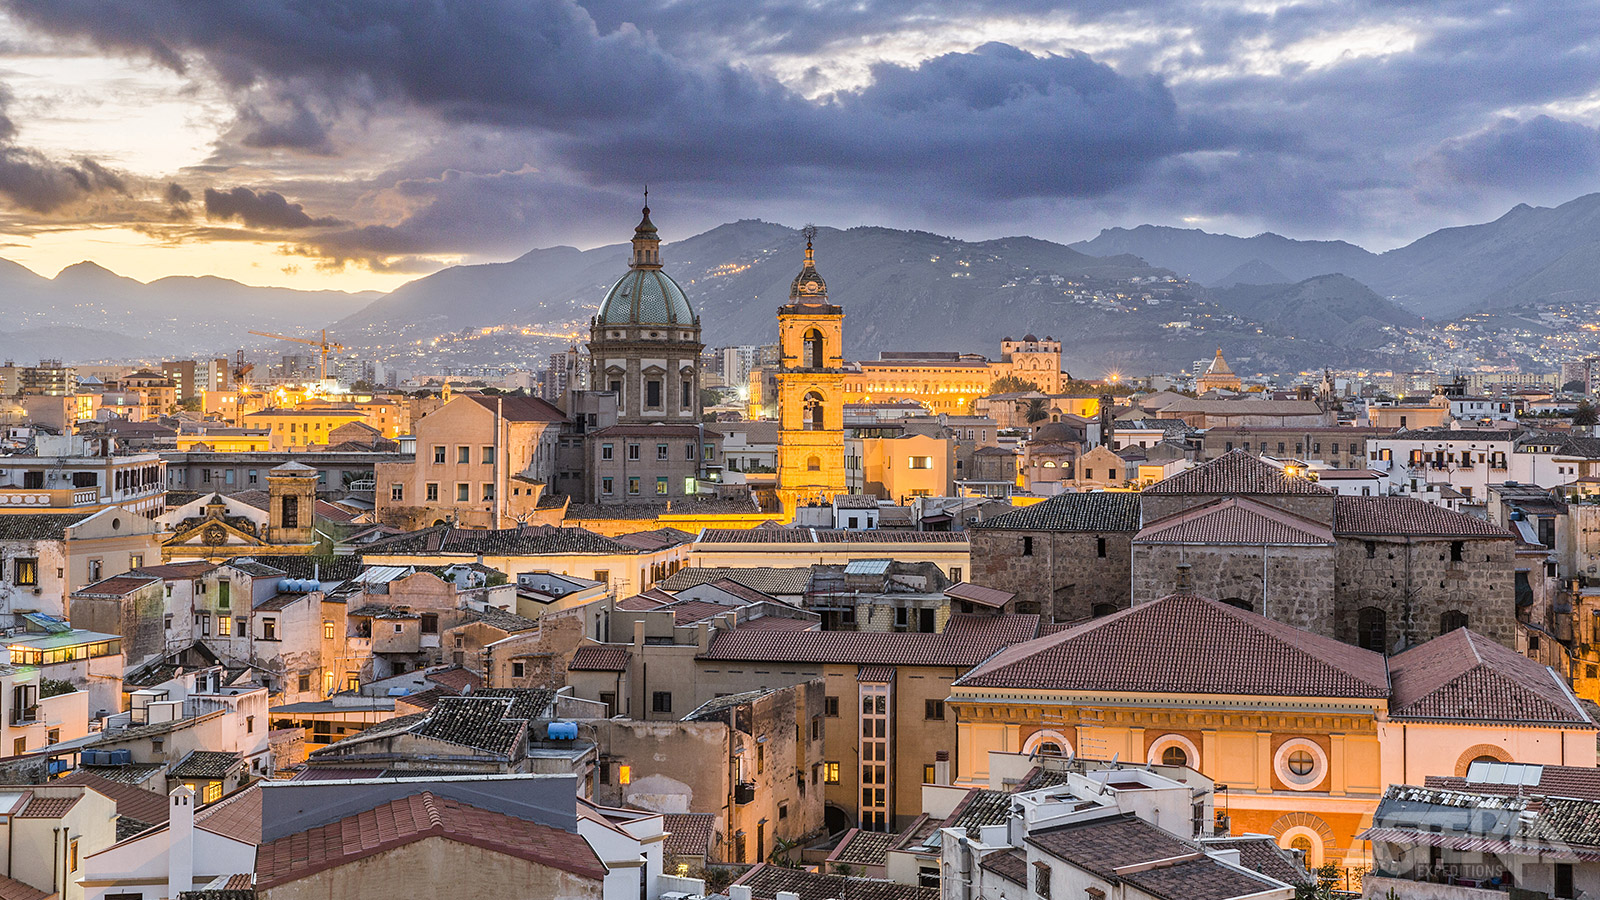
[
  {"left": 462, "top": 393, "right": 568, "bottom": 423},
  {"left": 464, "top": 606, "right": 539, "bottom": 634},
  {"left": 1143, "top": 449, "right": 1333, "bottom": 495},
  {"left": 57, "top": 770, "right": 170, "bottom": 827},
  {"left": 978, "top": 849, "right": 1028, "bottom": 884},
  {"left": 956, "top": 594, "right": 1389, "bottom": 699},
  {"left": 703, "top": 578, "right": 781, "bottom": 604},
  {"left": 0, "top": 512, "right": 88, "bottom": 541},
  {"left": 1333, "top": 496, "right": 1513, "bottom": 538},
  {"left": 424, "top": 666, "right": 483, "bottom": 694},
  {"left": 945, "top": 582, "right": 1016, "bottom": 608},
  {"left": 1426, "top": 764, "right": 1600, "bottom": 800},
  {"left": 132, "top": 561, "right": 220, "bottom": 579},
  {"left": 942, "top": 788, "right": 1013, "bottom": 835},
  {"left": 255, "top": 791, "right": 606, "bottom": 888},
  {"left": 968, "top": 492, "right": 1141, "bottom": 532},
  {"left": 1121, "top": 855, "right": 1284, "bottom": 900},
  {"left": 697, "top": 528, "right": 967, "bottom": 544},
  {"left": 664, "top": 600, "right": 733, "bottom": 625},
  {"left": 1026, "top": 813, "right": 1284, "bottom": 900},
  {"left": 0, "top": 874, "right": 50, "bottom": 900},
  {"left": 612, "top": 528, "right": 697, "bottom": 551},
  {"left": 18, "top": 794, "right": 79, "bottom": 818},
  {"left": 570, "top": 645, "right": 631, "bottom": 672},
  {"left": 701, "top": 614, "right": 1039, "bottom": 667},
  {"left": 663, "top": 812, "right": 715, "bottom": 858},
  {"left": 828, "top": 827, "right": 899, "bottom": 866},
  {"left": 1134, "top": 497, "right": 1334, "bottom": 546},
  {"left": 587, "top": 424, "right": 719, "bottom": 438},
  {"left": 734, "top": 616, "right": 818, "bottom": 631},
  {"left": 72, "top": 574, "right": 162, "bottom": 597},
  {"left": 616, "top": 589, "right": 676, "bottom": 610},
  {"left": 659, "top": 566, "right": 813, "bottom": 595},
  {"left": 731, "top": 863, "right": 937, "bottom": 900},
  {"left": 1388, "top": 629, "right": 1591, "bottom": 724},
  {"left": 857, "top": 665, "right": 896, "bottom": 683},
  {"left": 362, "top": 524, "right": 643, "bottom": 557},
  {"left": 79, "top": 762, "right": 166, "bottom": 785},
  {"left": 172, "top": 750, "right": 244, "bottom": 780},
  {"left": 1202, "top": 837, "right": 1312, "bottom": 886},
  {"left": 196, "top": 784, "right": 262, "bottom": 844}
]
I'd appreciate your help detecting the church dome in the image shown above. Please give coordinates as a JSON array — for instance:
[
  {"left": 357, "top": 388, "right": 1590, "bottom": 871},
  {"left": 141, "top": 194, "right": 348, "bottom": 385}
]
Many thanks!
[
  {"left": 789, "top": 227, "right": 829, "bottom": 303},
  {"left": 594, "top": 202, "right": 696, "bottom": 326},
  {"left": 598, "top": 269, "right": 694, "bottom": 325}
]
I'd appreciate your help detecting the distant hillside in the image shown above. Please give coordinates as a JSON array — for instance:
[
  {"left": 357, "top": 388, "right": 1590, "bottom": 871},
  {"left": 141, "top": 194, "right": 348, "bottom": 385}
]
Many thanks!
[
  {"left": 1071, "top": 193, "right": 1600, "bottom": 318},
  {"left": 0, "top": 260, "right": 378, "bottom": 359},
  {"left": 336, "top": 220, "right": 1163, "bottom": 358},
  {"left": 1212, "top": 259, "right": 1289, "bottom": 288},
  {"left": 1209, "top": 274, "right": 1421, "bottom": 346}
]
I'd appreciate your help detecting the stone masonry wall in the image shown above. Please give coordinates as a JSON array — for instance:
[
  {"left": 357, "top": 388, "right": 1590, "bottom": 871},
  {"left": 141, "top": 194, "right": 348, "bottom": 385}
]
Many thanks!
[
  {"left": 968, "top": 528, "right": 1133, "bottom": 622},
  {"left": 1334, "top": 536, "right": 1517, "bottom": 652}
]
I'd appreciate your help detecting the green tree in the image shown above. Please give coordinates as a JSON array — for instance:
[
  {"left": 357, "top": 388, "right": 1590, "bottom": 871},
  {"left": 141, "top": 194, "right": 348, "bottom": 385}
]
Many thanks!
[
  {"left": 1023, "top": 398, "right": 1051, "bottom": 424},
  {"left": 1575, "top": 400, "right": 1598, "bottom": 427},
  {"left": 1563, "top": 379, "right": 1587, "bottom": 393},
  {"left": 988, "top": 375, "right": 1042, "bottom": 395}
]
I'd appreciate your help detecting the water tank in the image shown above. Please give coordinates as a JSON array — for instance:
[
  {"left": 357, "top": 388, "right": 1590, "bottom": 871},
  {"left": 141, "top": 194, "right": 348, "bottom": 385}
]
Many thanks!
[
  {"left": 110, "top": 748, "right": 133, "bottom": 765},
  {"left": 547, "top": 721, "right": 579, "bottom": 741}
]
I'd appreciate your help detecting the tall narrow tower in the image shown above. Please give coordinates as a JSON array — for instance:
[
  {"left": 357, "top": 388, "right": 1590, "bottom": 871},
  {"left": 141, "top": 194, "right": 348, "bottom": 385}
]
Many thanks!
[{"left": 776, "top": 227, "right": 846, "bottom": 515}]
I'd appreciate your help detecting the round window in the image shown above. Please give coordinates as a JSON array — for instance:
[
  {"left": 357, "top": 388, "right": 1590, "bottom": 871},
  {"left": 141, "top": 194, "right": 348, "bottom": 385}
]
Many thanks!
[
  {"left": 1161, "top": 746, "right": 1188, "bottom": 767},
  {"left": 1288, "top": 750, "right": 1315, "bottom": 777}
]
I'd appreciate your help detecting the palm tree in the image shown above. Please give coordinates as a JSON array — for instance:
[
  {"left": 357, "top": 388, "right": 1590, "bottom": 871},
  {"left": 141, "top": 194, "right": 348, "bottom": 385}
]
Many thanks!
[{"left": 1024, "top": 398, "right": 1050, "bottom": 424}]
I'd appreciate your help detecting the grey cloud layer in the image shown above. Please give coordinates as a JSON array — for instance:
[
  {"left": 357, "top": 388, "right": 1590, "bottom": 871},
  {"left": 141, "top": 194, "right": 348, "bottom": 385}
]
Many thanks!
[{"left": 2, "top": 0, "right": 1599, "bottom": 265}]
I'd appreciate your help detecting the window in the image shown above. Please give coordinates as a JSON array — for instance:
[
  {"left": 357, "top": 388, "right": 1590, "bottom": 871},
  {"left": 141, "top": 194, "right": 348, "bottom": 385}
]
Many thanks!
[
  {"left": 421, "top": 614, "right": 438, "bottom": 634},
  {"left": 1440, "top": 610, "right": 1468, "bottom": 634},
  {"left": 201, "top": 614, "right": 211, "bottom": 636},
  {"left": 204, "top": 781, "right": 222, "bottom": 803},
  {"left": 1357, "top": 606, "right": 1386, "bottom": 653},
  {"left": 646, "top": 379, "right": 663, "bottom": 407},
  {"left": 1033, "top": 861, "right": 1051, "bottom": 899},
  {"left": 457, "top": 446, "right": 471, "bottom": 464},
  {"left": 686, "top": 443, "right": 696, "bottom": 460},
  {"left": 129, "top": 553, "right": 143, "bottom": 569},
  {"left": 908, "top": 456, "right": 932, "bottom": 469},
  {"left": 235, "top": 617, "right": 247, "bottom": 637},
  {"left": 69, "top": 838, "right": 78, "bottom": 872},
  {"left": 1161, "top": 746, "right": 1188, "bottom": 766},
  {"left": 628, "top": 477, "right": 640, "bottom": 495},
  {"left": 1450, "top": 540, "right": 1464, "bottom": 563},
  {"left": 246, "top": 715, "right": 254, "bottom": 734},
  {"left": 1097, "top": 537, "right": 1106, "bottom": 558},
  {"left": 1023, "top": 536, "right": 1033, "bottom": 556},
  {"left": 164, "top": 614, "right": 172, "bottom": 631},
  {"left": 657, "top": 443, "right": 669, "bottom": 460},
  {"left": 482, "top": 483, "right": 495, "bottom": 501},
  {"left": 299, "top": 672, "right": 311, "bottom": 692},
  {"left": 1274, "top": 738, "right": 1327, "bottom": 790},
  {"left": 426, "top": 482, "right": 439, "bottom": 502},
  {"left": 456, "top": 483, "right": 470, "bottom": 501},
  {"left": 512, "top": 661, "right": 525, "bottom": 678},
  {"left": 593, "top": 570, "right": 609, "bottom": 585},
  {"left": 651, "top": 691, "right": 672, "bottom": 713},
  {"left": 601, "top": 477, "right": 614, "bottom": 495},
  {"left": 823, "top": 762, "right": 840, "bottom": 783},
  {"left": 925, "top": 699, "right": 945, "bottom": 720},
  {"left": 390, "top": 483, "right": 404, "bottom": 501},
  {"left": 1365, "top": 540, "right": 1376, "bottom": 558},
  {"left": 87, "top": 558, "right": 102, "bottom": 582},
  {"left": 627, "top": 443, "right": 640, "bottom": 460},
  {"left": 807, "top": 455, "right": 820, "bottom": 471},
  {"left": 601, "top": 443, "right": 614, "bottom": 461},
  {"left": 924, "top": 764, "right": 937, "bottom": 784},
  {"left": 683, "top": 380, "right": 693, "bottom": 408},
  {"left": 950, "top": 566, "right": 962, "bottom": 581},
  {"left": 825, "top": 696, "right": 839, "bottom": 717},
  {"left": 433, "top": 445, "right": 446, "bottom": 464},
  {"left": 482, "top": 446, "right": 494, "bottom": 464},
  {"left": 217, "top": 580, "right": 230, "bottom": 609},
  {"left": 281, "top": 494, "right": 299, "bottom": 529},
  {"left": 263, "top": 619, "right": 277, "bottom": 640},
  {"left": 656, "top": 476, "right": 668, "bottom": 495},
  {"left": 13, "top": 557, "right": 37, "bottom": 586}
]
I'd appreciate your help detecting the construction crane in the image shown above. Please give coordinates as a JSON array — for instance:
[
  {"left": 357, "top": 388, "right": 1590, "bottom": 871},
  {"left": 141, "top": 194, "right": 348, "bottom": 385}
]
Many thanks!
[{"left": 248, "top": 329, "right": 346, "bottom": 384}]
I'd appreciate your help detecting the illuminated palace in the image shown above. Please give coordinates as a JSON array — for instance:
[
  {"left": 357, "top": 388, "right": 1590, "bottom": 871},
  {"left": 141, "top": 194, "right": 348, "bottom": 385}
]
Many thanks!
[{"left": 842, "top": 335, "right": 1070, "bottom": 412}]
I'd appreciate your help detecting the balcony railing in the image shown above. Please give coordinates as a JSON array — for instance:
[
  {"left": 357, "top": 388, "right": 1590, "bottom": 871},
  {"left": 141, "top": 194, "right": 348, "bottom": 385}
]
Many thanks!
[{"left": 734, "top": 781, "right": 756, "bottom": 805}]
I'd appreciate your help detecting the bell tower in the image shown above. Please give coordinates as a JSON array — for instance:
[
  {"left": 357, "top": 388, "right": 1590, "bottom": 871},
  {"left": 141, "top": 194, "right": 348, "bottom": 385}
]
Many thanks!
[{"left": 776, "top": 227, "right": 847, "bottom": 515}]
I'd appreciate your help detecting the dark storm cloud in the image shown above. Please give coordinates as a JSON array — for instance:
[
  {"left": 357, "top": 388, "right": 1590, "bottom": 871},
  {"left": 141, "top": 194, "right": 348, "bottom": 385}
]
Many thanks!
[
  {"left": 237, "top": 96, "right": 336, "bottom": 155},
  {"left": 163, "top": 182, "right": 191, "bottom": 206},
  {"left": 0, "top": 84, "right": 131, "bottom": 213},
  {"left": 203, "top": 186, "right": 344, "bottom": 229},
  {"left": 1423, "top": 116, "right": 1600, "bottom": 193}
]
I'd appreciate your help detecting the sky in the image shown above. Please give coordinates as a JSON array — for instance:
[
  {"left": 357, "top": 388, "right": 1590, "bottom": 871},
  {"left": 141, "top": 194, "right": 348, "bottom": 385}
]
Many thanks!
[{"left": 0, "top": 0, "right": 1596, "bottom": 293}]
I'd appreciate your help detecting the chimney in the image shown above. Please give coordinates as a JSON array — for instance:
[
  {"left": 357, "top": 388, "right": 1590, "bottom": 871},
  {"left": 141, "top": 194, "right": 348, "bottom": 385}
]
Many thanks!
[
  {"left": 730, "top": 886, "right": 754, "bottom": 900},
  {"left": 934, "top": 750, "right": 951, "bottom": 785},
  {"left": 167, "top": 785, "right": 195, "bottom": 899},
  {"left": 778, "top": 892, "right": 800, "bottom": 900},
  {"left": 1175, "top": 562, "right": 1194, "bottom": 595}
]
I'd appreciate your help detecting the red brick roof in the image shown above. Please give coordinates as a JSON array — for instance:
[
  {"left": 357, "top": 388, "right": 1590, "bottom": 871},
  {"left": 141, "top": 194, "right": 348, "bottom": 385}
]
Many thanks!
[
  {"left": 57, "top": 770, "right": 170, "bottom": 826},
  {"left": 255, "top": 791, "right": 606, "bottom": 888},
  {"left": 18, "top": 794, "right": 79, "bottom": 818},
  {"left": 0, "top": 874, "right": 49, "bottom": 900},
  {"left": 570, "top": 645, "right": 631, "bottom": 672},
  {"left": 196, "top": 784, "right": 262, "bottom": 844},
  {"left": 734, "top": 616, "right": 819, "bottom": 631},
  {"left": 663, "top": 812, "right": 715, "bottom": 858},
  {"left": 697, "top": 528, "right": 967, "bottom": 544},
  {"left": 1426, "top": 764, "right": 1600, "bottom": 800},
  {"left": 132, "top": 561, "right": 220, "bottom": 579},
  {"left": 666, "top": 600, "right": 733, "bottom": 625},
  {"left": 462, "top": 394, "right": 568, "bottom": 423},
  {"left": 72, "top": 574, "right": 162, "bottom": 597},
  {"left": 1134, "top": 497, "right": 1333, "bottom": 546},
  {"left": 1143, "top": 449, "right": 1333, "bottom": 495},
  {"left": 956, "top": 594, "right": 1389, "bottom": 699},
  {"left": 1388, "top": 629, "right": 1591, "bottom": 724},
  {"left": 701, "top": 614, "right": 1040, "bottom": 667},
  {"left": 425, "top": 666, "right": 483, "bottom": 694},
  {"left": 1333, "top": 496, "right": 1513, "bottom": 538}
]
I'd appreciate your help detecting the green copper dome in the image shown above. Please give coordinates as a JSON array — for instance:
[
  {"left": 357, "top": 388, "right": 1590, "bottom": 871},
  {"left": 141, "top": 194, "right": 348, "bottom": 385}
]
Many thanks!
[{"left": 598, "top": 268, "right": 695, "bottom": 325}]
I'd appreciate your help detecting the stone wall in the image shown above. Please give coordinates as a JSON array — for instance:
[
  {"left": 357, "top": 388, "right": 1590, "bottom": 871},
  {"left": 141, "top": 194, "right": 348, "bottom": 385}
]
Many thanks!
[
  {"left": 1333, "top": 536, "right": 1517, "bottom": 652},
  {"left": 1140, "top": 492, "right": 1336, "bottom": 527},
  {"left": 968, "top": 528, "right": 1134, "bottom": 621},
  {"left": 1131, "top": 543, "right": 1338, "bottom": 635}
]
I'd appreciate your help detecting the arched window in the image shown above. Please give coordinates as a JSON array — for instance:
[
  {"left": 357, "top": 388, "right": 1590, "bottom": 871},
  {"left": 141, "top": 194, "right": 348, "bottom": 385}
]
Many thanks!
[
  {"left": 1440, "top": 610, "right": 1469, "bottom": 634},
  {"left": 803, "top": 329, "right": 825, "bottom": 368},
  {"left": 804, "top": 391, "right": 825, "bottom": 431},
  {"left": 1091, "top": 603, "right": 1119, "bottom": 618},
  {"left": 1221, "top": 597, "right": 1253, "bottom": 612},
  {"left": 1357, "top": 606, "right": 1387, "bottom": 653},
  {"left": 806, "top": 455, "right": 820, "bottom": 472}
]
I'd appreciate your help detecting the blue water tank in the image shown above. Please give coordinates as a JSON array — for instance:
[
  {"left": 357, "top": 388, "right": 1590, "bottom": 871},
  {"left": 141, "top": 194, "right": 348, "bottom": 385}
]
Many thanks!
[
  {"left": 110, "top": 748, "right": 133, "bottom": 765},
  {"left": 547, "top": 721, "right": 579, "bottom": 741}
]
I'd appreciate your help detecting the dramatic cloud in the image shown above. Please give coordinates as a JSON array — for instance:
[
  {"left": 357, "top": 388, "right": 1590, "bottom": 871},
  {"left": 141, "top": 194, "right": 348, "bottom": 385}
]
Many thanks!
[
  {"left": 1423, "top": 116, "right": 1600, "bottom": 193},
  {"left": 203, "top": 186, "right": 344, "bottom": 229}
]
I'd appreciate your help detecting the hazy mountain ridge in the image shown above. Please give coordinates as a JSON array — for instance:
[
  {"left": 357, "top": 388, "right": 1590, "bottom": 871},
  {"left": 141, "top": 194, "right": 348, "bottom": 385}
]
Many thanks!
[{"left": 1072, "top": 193, "right": 1600, "bottom": 317}]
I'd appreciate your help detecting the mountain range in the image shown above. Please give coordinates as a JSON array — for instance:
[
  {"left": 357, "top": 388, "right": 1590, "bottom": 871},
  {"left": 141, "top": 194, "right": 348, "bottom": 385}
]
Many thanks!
[{"left": 9, "top": 191, "right": 1600, "bottom": 370}]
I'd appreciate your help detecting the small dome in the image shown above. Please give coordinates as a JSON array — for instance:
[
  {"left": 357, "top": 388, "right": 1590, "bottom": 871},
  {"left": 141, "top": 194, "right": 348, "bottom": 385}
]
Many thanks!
[
  {"left": 598, "top": 268, "right": 695, "bottom": 326},
  {"left": 1022, "top": 333, "right": 1039, "bottom": 342},
  {"left": 1032, "top": 422, "right": 1080, "bottom": 444}
]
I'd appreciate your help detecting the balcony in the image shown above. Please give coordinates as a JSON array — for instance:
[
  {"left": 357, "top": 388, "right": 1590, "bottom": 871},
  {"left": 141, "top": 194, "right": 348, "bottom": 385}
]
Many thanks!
[{"left": 734, "top": 781, "right": 756, "bottom": 805}]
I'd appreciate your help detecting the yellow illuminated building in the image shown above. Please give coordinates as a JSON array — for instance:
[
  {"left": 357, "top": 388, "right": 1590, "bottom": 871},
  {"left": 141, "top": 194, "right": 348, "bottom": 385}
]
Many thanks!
[
  {"left": 842, "top": 335, "right": 1068, "bottom": 413},
  {"left": 776, "top": 232, "right": 848, "bottom": 515},
  {"left": 242, "top": 407, "right": 370, "bottom": 450}
]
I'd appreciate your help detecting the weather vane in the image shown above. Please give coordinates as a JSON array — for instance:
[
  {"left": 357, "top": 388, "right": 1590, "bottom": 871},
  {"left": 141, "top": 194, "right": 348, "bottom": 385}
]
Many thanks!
[{"left": 803, "top": 224, "right": 817, "bottom": 244}]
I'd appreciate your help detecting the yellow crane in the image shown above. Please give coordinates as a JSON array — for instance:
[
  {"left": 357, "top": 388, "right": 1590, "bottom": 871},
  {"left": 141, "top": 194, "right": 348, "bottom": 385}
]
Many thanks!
[{"left": 248, "top": 329, "right": 346, "bottom": 384}]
